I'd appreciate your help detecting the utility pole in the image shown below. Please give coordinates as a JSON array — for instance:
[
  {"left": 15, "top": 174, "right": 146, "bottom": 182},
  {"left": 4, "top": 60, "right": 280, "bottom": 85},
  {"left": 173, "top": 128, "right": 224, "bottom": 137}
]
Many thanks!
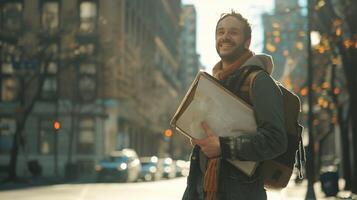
[
  {"left": 54, "top": 102, "right": 60, "bottom": 178},
  {"left": 306, "top": 0, "right": 316, "bottom": 199}
]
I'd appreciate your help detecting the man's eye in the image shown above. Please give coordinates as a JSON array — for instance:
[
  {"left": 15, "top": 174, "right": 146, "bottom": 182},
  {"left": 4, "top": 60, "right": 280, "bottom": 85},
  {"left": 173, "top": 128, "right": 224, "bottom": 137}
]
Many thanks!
[
  {"left": 217, "top": 31, "right": 224, "bottom": 35},
  {"left": 229, "top": 31, "right": 238, "bottom": 35}
]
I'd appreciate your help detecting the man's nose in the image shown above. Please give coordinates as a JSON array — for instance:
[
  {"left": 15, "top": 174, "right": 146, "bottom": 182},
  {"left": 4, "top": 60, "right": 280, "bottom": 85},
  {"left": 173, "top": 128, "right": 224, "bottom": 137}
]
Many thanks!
[
  {"left": 219, "top": 33, "right": 232, "bottom": 42},
  {"left": 221, "top": 32, "right": 231, "bottom": 40}
]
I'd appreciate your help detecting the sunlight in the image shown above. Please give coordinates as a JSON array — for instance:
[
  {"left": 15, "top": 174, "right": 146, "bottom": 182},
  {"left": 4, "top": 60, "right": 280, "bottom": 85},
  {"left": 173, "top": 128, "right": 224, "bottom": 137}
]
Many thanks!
[{"left": 182, "top": 0, "right": 274, "bottom": 73}]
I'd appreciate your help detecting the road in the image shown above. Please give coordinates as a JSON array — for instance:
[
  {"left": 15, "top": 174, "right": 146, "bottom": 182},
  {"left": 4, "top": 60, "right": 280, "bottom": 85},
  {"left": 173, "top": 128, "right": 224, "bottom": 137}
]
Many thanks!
[{"left": 0, "top": 177, "right": 329, "bottom": 200}]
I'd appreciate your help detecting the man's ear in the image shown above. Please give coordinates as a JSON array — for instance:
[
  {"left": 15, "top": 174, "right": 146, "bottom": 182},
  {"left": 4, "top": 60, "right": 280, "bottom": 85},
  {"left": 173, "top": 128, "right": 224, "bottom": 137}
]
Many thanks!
[{"left": 244, "top": 39, "right": 251, "bottom": 48}]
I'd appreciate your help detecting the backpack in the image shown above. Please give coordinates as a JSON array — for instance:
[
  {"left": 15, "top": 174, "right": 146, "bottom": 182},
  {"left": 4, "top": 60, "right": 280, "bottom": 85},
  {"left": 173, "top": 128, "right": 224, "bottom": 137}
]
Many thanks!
[{"left": 227, "top": 65, "right": 306, "bottom": 189}]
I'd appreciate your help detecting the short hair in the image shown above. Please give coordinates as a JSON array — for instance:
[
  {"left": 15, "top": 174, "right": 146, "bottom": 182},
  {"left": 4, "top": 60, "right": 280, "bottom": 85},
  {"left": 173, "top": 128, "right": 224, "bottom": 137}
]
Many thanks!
[{"left": 215, "top": 11, "right": 252, "bottom": 41}]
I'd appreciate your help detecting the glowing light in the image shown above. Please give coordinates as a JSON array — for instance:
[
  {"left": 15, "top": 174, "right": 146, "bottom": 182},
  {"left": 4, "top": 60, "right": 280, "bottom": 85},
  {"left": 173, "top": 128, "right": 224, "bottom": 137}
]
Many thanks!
[
  {"left": 300, "top": 87, "right": 308, "bottom": 96},
  {"left": 333, "top": 88, "right": 341, "bottom": 95},
  {"left": 272, "top": 23, "right": 280, "bottom": 29},
  {"left": 336, "top": 28, "right": 342, "bottom": 36},
  {"left": 274, "top": 37, "right": 281, "bottom": 43},
  {"left": 283, "top": 50, "right": 289, "bottom": 56},
  {"left": 164, "top": 129, "right": 173, "bottom": 137},
  {"left": 53, "top": 120, "right": 61, "bottom": 130},
  {"left": 296, "top": 42, "right": 304, "bottom": 50},
  {"left": 318, "top": 46, "right": 325, "bottom": 54},
  {"left": 311, "top": 31, "right": 321, "bottom": 46},
  {"left": 318, "top": 98, "right": 324, "bottom": 106},
  {"left": 287, "top": 58, "right": 294, "bottom": 65},
  {"left": 273, "top": 31, "right": 280, "bottom": 37},
  {"left": 118, "top": 163, "right": 127, "bottom": 170},
  {"left": 315, "top": 0, "right": 326, "bottom": 10},
  {"left": 321, "top": 82, "right": 329, "bottom": 89},
  {"left": 266, "top": 43, "right": 276, "bottom": 52},
  {"left": 343, "top": 39, "right": 353, "bottom": 48}
]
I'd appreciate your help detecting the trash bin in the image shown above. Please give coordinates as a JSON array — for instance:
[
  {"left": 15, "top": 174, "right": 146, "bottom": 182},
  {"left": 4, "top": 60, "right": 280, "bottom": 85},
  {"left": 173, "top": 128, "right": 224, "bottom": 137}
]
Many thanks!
[
  {"left": 27, "top": 160, "right": 42, "bottom": 177},
  {"left": 65, "top": 162, "right": 78, "bottom": 180},
  {"left": 320, "top": 166, "right": 339, "bottom": 197}
]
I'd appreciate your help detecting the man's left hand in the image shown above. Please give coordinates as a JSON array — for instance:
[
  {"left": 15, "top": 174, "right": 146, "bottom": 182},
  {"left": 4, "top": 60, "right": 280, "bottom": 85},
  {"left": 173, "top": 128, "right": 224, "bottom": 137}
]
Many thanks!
[{"left": 192, "top": 121, "right": 221, "bottom": 158}]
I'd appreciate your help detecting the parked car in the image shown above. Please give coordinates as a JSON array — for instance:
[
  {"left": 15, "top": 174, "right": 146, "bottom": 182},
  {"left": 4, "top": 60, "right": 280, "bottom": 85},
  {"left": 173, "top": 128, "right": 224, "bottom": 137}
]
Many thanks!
[
  {"left": 174, "top": 160, "right": 190, "bottom": 177},
  {"left": 95, "top": 148, "right": 141, "bottom": 182},
  {"left": 158, "top": 157, "right": 176, "bottom": 179},
  {"left": 139, "top": 156, "right": 161, "bottom": 181}
]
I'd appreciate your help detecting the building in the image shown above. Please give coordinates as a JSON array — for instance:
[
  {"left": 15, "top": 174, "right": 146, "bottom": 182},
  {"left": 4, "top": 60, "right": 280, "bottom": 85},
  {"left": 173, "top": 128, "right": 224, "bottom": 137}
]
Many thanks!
[
  {"left": 262, "top": 0, "right": 307, "bottom": 93},
  {"left": 262, "top": 0, "right": 350, "bottom": 193},
  {"left": 170, "top": 4, "right": 200, "bottom": 160},
  {"left": 0, "top": 0, "right": 183, "bottom": 179},
  {"left": 178, "top": 4, "right": 200, "bottom": 92}
]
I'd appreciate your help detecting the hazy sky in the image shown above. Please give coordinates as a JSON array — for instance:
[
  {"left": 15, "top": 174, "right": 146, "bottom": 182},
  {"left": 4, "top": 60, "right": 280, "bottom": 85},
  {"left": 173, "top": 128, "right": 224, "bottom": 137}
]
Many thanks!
[{"left": 181, "top": 0, "right": 275, "bottom": 73}]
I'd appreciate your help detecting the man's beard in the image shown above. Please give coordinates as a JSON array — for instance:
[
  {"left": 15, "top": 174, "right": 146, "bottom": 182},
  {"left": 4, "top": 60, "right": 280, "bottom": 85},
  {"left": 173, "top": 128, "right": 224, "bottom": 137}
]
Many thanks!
[{"left": 216, "top": 43, "right": 247, "bottom": 62}]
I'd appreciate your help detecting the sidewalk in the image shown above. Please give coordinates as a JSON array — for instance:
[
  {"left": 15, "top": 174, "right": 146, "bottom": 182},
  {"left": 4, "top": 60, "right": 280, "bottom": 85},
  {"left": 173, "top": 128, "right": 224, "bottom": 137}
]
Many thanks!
[
  {"left": 0, "top": 176, "right": 67, "bottom": 191},
  {"left": 267, "top": 177, "right": 356, "bottom": 200}
]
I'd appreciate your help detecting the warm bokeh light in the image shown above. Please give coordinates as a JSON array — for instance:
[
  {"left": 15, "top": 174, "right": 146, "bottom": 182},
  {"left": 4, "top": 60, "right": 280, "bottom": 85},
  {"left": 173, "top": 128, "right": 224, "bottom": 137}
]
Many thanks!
[
  {"left": 300, "top": 87, "right": 308, "bottom": 96},
  {"left": 283, "top": 50, "right": 289, "bottom": 56},
  {"left": 274, "top": 37, "right": 281, "bottom": 43},
  {"left": 266, "top": 43, "right": 276, "bottom": 52},
  {"left": 331, "top": 116, "right": 337, "bottom": 124},
  {"left": 321, "top": 82, "right": 329, "bottom": 89},
  {"left": 53, "top": 120, "right": 61, "bottom": 130},
  {"left": 333, "top": 88, "right": 341, "bottom": 95},
  {"left": 164, "top": 129, "right": 173, "bottom": 137}
]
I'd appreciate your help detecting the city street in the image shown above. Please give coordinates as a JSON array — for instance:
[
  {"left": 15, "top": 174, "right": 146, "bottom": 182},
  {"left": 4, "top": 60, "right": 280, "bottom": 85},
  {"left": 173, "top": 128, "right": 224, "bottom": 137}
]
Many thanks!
[{"left": 0, "top": 176, "right": 336, "bottom": 200}]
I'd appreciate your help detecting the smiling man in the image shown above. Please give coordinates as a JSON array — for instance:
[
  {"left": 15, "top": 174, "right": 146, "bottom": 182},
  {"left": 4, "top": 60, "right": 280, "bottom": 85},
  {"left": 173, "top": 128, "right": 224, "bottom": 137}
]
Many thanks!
[{"left": 182, "top": 11, "right": 287, "bottom": 200}]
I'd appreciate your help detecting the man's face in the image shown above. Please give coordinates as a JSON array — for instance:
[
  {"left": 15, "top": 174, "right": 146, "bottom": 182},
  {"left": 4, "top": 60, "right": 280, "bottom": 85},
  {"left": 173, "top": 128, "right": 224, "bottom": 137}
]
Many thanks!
[{"left": 215, "top": 16, "right": 249, "bottom": 61}]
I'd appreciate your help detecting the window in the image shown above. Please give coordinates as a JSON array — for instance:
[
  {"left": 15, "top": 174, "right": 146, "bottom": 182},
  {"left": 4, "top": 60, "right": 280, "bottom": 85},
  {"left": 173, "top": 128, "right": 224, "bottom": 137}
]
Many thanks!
[
  {"left": 41, "top": 1, "right": 59, "bottom": 33},
  {"left": 78, "top": 43, "right": 95, "bottom": 56},
  {"left": 77, "top": 117, "right": 95, "bottom": 154},
  {"left": 0, "top": 62, "right": 18, "bottom": 102},
  {"left": 1, "top": 2, "right": 23, "bottom": 33},
  {"left": 41, "top": 44, "right": 59, "bottom": 100},
  {"left": 38, "top": 118, "right": 54, "bottom": 155},
  {"left": 78, "top": 62, "right": 96, "bottom": 101},
  {"left": 0, "top": 117, "right": 15, "bottom": 154},
  {"left": 1, "top": 77, "right": 18, "bottom": 101},
  {"left": 41, "top": 77, "right": 57, "bottom": 98},
  {"left": 79, "top": 1, "right": 97, "bottom": 34},
  {"left": 79, "top": 63, "right": 96, "bottom": 74}
]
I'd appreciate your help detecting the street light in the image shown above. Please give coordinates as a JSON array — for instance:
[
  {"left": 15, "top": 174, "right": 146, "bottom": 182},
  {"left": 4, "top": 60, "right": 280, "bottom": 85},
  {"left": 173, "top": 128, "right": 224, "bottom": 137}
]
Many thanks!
[
  {"left": 164, "top": 129, "right": 173, "bottom": 137},
  {"left": 306, "top": 0, "right": 316, "bottom": 199},
  {"left": 53, "top": 120, "right": 61, "bottom": 130}
]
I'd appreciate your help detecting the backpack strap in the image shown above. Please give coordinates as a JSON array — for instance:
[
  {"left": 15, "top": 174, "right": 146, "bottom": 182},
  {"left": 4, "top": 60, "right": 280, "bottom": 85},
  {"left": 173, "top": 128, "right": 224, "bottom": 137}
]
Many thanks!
[
  {"left": 295, "top": 125, "right": 306, "bottom": 179},
  {"left": 231, "top": 65, "right": 265, "bottom": 103}
]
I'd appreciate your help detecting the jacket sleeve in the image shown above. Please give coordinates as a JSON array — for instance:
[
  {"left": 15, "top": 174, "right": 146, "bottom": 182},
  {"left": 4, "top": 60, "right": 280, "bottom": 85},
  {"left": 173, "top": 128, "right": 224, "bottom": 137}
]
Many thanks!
[{"left": 219, "top": 72, "right": 287, "bottom": 162}]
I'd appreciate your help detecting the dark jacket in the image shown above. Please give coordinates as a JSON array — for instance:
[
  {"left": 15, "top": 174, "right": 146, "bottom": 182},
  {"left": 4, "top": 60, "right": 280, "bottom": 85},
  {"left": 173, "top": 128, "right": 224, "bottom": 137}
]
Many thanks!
[{"left": 182, "top": 55, "right": 287, "bottom": 200}]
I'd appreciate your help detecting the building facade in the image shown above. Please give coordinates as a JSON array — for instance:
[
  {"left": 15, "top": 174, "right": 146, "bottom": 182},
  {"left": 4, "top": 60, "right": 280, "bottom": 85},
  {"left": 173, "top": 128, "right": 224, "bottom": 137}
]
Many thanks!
[
  {"left": 0, "top": 0, "right": 184, "bottom": 179},
  {"left": 262, "top": 0, "right": 307, "bottom": 92},
  {"left": 178, "top": 4, "right": 199, "bottom": 92}
]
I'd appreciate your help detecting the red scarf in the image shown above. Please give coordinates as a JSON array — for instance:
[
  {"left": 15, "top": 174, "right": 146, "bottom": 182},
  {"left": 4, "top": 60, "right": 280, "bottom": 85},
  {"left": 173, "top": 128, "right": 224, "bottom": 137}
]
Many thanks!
[
  {"left": 204, "top": 50, "right": 254, "bottom": 200},
  {"left": 212, "top": 50, "right": 254, "bottom": 80}
]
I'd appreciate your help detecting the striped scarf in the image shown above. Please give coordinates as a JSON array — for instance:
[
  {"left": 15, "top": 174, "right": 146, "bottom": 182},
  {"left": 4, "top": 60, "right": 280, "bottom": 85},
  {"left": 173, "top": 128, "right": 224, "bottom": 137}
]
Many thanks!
[{"left": 204, "top": 49, "right": 253, "bottom": 200}]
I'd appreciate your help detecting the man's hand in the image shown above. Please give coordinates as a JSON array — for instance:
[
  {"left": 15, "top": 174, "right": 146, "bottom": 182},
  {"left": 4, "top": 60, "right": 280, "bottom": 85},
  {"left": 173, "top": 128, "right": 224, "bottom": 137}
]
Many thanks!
[{"left": 192, "top": 121, "right": 221, "bottom": 158}]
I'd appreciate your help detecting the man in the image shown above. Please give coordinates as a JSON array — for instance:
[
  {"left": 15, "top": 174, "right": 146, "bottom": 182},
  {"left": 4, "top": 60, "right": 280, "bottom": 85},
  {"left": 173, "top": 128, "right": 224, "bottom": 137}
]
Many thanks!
[{"left": 182, "top": 11, "right": 287, "bottom": 200}]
